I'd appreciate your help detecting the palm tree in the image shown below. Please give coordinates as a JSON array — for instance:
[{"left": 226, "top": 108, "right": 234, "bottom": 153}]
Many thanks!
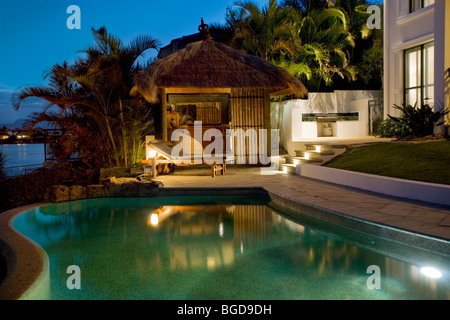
[
  {"left": 281, "top": 2, "right": 357, "bottom": 91},
  {"left": 332, "top": 0, "right": 384, "bottom": 89},
  {"left": 13, "top": 61, "right": 120, "bottom": 168},
  {"left": 71, "top": 27, "right": 160, "bottom": 167},
  {"left": 229, "top": 0, "right": 294, "bottom": 60},
  {"left": 221, "top": 1, "right": 357, "bottom": 91},
  {"left": 13, "top": 27, "right": 160, "bottom": 169},
  {"left": 280, "top": 0, "right": 336, "bottom": 13}
]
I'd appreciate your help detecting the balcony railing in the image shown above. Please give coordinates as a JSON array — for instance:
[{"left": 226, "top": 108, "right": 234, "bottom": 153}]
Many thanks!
[{"left": 3, "top": 164, "right": 42, "bottom": 177}]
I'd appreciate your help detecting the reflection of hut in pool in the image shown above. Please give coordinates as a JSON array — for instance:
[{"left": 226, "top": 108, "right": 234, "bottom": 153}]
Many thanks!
[{"left": 132, "top": 19, "right": 307, "bottom": 165}]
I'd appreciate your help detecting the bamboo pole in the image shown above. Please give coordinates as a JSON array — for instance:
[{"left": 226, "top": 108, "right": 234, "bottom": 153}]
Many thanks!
[
  {"left": 161, "top": 88, "right": 168, "bottom": 142},
  {"left": 264, "top": 89, "right": 271, "bottom": 157}
]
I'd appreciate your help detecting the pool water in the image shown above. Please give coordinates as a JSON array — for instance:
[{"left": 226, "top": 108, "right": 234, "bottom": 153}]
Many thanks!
[{"left": 12, "top": 196, "right": 450, "bottom": 300}]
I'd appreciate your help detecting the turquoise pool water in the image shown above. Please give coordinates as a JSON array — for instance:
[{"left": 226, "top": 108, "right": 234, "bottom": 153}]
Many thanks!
[{"left": 12, "top": 196, "right": 450, "bottom": 300}]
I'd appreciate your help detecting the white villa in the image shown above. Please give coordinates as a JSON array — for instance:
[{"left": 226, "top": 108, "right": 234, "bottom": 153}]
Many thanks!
[
  {"left": 277, "top": 0, "right": 450, "bottom": 156},
  {"left": 384, "top": 0, "right": 450, "bottom": 135}
]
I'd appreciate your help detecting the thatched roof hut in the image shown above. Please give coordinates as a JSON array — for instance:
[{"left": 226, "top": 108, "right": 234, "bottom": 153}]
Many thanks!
[
  {"left": 132, "top": 38, "right": 307, "bottom": 103},
  {"left": 133, "top": 20, "right": 307, "bottom": 163}
]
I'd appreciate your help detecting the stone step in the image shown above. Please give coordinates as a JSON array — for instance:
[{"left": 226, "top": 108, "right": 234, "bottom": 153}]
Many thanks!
[
  {"left": 304, "top": 144, "right": 334, "bottom": 155},
  {"left": 281, "top": 163, "right": 297, "bottom": 174},
  {"left": 285, "top": 156, "right": 322, "bottom": 165},
  {"left": 294, "top": 150, "right": 323, "bottom": 160}
]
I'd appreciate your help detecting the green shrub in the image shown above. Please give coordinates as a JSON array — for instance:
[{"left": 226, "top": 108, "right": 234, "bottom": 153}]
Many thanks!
[
  {"left": 99, "top": 167, "right": 139, "bottom": 182},
  {"left": 0, "top": 163, "right": 75, "bottom": 213},
  {"left": 376, "top": 118, "right": 413, "bottom": 138},
  {"left": 372, "top": 117, "right": 384, "bottom": 136},
  {"left": 389, "top": 103, "right": 449, "bottom": 137}
]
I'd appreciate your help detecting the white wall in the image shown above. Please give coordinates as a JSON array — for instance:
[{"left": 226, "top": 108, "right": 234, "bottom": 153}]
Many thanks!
[
  {"left": 275, "top": 91, "right": 381, "bottom": 155},
  {"left": 384, "top": 0, "right": 449, "bottom": 125},
  {"left": 297, "top": 164, "right": 450, "bottom": 206},
  {"left": 384, "top": 0, "right": 435, "bottom": 118},
  {"left": 304, "top": 91, "right": 381, "bottom": 114}
]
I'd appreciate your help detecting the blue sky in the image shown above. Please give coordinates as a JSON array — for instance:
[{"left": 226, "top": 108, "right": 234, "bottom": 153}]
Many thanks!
[{"left": 0, "top": 0, "right": 268, "bottom": 127}]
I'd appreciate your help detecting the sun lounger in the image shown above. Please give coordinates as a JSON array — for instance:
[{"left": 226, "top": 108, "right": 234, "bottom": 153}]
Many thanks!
[{"left": 142, "top": 139, "right": 233, "bottom": 177}]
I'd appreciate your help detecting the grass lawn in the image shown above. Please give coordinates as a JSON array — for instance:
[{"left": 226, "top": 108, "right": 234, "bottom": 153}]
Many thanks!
[{"left": 325, "top": 140, "right": 450, "bottom": 185}]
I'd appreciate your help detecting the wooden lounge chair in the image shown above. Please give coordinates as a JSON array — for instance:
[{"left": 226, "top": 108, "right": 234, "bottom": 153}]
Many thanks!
[{"left": 142, "top": 137, "right": 232, "bottom": 178}]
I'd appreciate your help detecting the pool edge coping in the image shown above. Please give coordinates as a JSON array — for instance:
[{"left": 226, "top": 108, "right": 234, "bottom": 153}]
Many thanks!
[
  {"left": 1, "top": 186, "right": 449, "bottom": 300},
  {"left": 0, "top": 203, "right": 48, "bottom": 300},
  {"left": 265, "top": 191, "right": 450, "bottom": 255}
]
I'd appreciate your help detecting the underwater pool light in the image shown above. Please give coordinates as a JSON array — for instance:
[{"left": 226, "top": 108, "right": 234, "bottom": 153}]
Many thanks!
[{"left": 420, "top": 267, "right": 443, "bottom": 279}]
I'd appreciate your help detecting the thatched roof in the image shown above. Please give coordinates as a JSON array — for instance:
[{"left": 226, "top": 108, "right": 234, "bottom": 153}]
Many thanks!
[{"left": 132, "top": 39, "right": 307, "bottom": 103}]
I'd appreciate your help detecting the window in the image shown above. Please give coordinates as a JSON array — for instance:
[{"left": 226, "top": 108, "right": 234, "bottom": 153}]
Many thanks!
[
  {"left": 168, "top": 94, "right": 230, "bottom": 125},
  {"left": 404, "top": 42, "right": 434, "bottom": 107},
  {"left": 409, "top": 0, "right": 434, "bottom": 13}
]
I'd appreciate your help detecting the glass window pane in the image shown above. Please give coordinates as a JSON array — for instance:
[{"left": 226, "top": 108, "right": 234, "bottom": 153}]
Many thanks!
[
  {"left": 410, "top": 0, "right": 421, "bottom": 12},
  {"left": 405, "top": 88, "right": 420, "bottom": 107},
  {"left": 404, "top": 42, "right": 434, "bottom": 107},
  {"left": 424, "top": 86, "right": 434, "bottom": 106},
  {"left": 423, "top": 42, "right": 434, "bottom": 106},
  {"left": 424, "top": 43, "right": 434, "bottom": 86},
  {"left": 405, "top": 48, "right": 420, "bottom": 88},
  {"left": 424, "top": 0, "right": 435, "bottom": 8}
]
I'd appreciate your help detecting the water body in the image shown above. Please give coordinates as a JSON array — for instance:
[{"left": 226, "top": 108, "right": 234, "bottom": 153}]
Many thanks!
[
  {"left": 12, "top": 197, "right": 450, "bottom": 300},
  {"left": 0, "top": 143, "right": 45, "bottom": 175}
]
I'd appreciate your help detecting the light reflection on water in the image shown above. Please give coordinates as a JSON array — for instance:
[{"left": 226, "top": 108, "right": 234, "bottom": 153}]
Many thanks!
[
  {"left": 12, "top": 197, "right": 450, "bottom": 300},
  {"left": 0, "top": 143, "right": 45, "bottom": 168}
]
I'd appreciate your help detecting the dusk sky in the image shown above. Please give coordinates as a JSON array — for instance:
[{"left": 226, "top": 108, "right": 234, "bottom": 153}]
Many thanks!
[{"left": 0, "top": 0, "right": 267, "bottom": 127}]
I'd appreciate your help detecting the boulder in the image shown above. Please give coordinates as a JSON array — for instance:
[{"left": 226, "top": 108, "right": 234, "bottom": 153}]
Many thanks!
[
  {"left": 69, "top": 185, "right": 87, "bottom": 201},
  {"left": 49, "top": 185, "right": 70, "bottom": 203},
  {"left": 85, "top": 185, "right": 106, "bottom": 199},
  {"left": 48, "top": 177, "right": 162, "bottom": 202}
]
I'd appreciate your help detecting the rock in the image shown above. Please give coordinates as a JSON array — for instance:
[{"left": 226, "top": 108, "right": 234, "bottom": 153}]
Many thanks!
[
  {"left": 103, "top": 177, "right": 161, "bottom": 197},
  {"left": 48, "top": 177, "right": 162, "bottom": 202},
  {"left": 85, "top": 185, "right": 106, "bottom": 199},
  {"left": 130, "top": 167, "right": 144, "bottom": 175},
  {"left": 108, "top": 177, "right": 139, "bottom": 185},
  {"left": 69, "top": 185, "right": 87, "bottom": 201},
  {"left": 49, "top": 185, "right": 70, "bottom": 203}
]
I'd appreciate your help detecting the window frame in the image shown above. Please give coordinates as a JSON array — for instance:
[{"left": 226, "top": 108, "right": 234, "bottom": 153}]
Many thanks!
[
  {"left": 403, "top": 42, "right": 434, "bottom": 107},
  {"left": 409, "top": 0, "right": 434, "bottom": 13}
]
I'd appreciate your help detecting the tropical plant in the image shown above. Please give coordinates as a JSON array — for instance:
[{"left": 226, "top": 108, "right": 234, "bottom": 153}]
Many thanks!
[
  {"left": 375, "top": 118, "right": 413, "bottom": 138},
  {"left": 281, "top": 0, "right": 336, "bottom": 13},
  {"left": 388, "top": 103, "right": 449, "bottom": 137},
  {"left": 13, "top": 27, "right": 160, "bottom": 169},
  {"left": 281, "top": 0, "right": 384, "bottom": 90},
  {"left": 285, "top": 4, "right": 358, "bottom": 91},
  {"left": 228, "top": 0, "right": 294, "bottom": 60},
  {"left": 357, "top": 44, "right": 383, "bottom": 89},
  {"left": 72, "top": 27, "right": 160, "bottom": 167},
  {"left": 216, "top": 0, "right": 378, "bottom": 91},
  {"left": 343, "top": 0, "right": 384, "bottom": 89}
]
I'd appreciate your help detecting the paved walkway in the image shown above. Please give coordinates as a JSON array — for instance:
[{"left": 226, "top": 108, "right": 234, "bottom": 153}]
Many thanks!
[{"left": 154, "top": 166, "right": 450, "bottom": 242}]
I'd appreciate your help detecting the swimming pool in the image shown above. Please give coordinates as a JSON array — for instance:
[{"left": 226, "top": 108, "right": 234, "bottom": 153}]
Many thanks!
[{"left": 12, "top": 196, "right": 450, "bottom": 300}]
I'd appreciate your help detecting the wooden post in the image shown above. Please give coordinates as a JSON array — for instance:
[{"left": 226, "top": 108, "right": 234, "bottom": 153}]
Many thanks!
[
  {"left": 151, "top": 157, "right": 157, "bottom": 178},
  {"left": 264, "top": 89, "right": 272, "bottom": 158},
  {"left": 161, "top": 88, "right": 168, "bottom": 142}
]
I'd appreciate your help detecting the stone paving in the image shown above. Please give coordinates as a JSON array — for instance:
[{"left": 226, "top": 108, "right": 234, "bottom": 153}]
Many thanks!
[{"left": 154, "top": 165, "right": 450, "bottom": 242}]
